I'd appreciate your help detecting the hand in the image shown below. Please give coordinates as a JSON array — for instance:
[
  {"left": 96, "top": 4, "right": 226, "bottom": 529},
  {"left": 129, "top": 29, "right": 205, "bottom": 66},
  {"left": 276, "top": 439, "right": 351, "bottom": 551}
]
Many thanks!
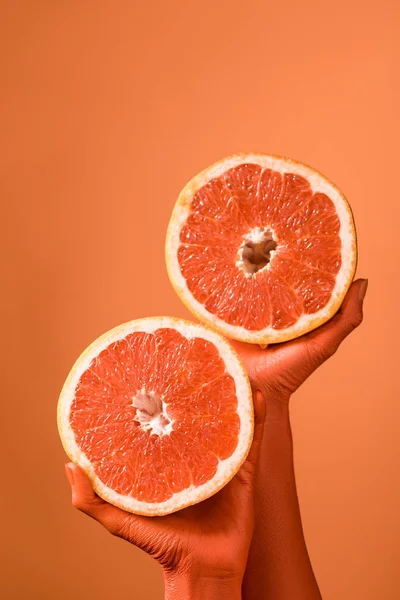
[
  {"left": 231, "top": 279, "right": 368, "bottom": 404},
  {"left": 65, "top": 392, "right": 266, "bottom": 599}
]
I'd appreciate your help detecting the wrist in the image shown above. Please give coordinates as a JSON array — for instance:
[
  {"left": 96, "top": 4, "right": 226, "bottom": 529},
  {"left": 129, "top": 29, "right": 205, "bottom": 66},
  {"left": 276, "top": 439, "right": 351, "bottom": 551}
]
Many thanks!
[
  {"left": 163, "top": 568, "right": 242, "bottom": 600},
  {"left": 264, "top": 392, "right": 291, "bottom": 424}
]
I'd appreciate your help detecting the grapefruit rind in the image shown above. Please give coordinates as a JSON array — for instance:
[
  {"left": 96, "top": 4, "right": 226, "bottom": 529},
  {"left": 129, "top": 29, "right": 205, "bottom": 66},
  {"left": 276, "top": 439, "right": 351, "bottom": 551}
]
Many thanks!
[
  {"left": 166, "top": 153, "right": 357, "bottom": 344},
  {"left": 57, "top": 317, "right": 253, "bottom": 516}
]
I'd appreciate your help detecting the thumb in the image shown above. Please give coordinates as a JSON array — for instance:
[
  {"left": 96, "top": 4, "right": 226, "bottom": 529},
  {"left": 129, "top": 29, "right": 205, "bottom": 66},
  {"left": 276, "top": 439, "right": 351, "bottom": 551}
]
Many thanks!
[
  {"left": 236, "top": 390, "right": 266, "bottom": 482},
  {"left": 65, "top": 463, "right": 151, "bottom": 547}
]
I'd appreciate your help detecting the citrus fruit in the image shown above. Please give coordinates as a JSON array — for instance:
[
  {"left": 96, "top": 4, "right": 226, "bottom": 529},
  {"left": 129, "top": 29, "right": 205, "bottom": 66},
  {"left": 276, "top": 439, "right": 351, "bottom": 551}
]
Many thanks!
[
  {"left": 57, "top": 317, "right": 253, "bottom": 516},
  {"left": 166, "top": 153, "right": 357, "bottom": 344}
]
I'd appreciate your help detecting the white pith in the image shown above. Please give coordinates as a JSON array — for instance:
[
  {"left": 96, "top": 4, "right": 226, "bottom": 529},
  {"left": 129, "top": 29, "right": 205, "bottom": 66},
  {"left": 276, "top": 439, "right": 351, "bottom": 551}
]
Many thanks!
[
  {"left": 236, "top": 226, "right": 278, "bottom": 277},
  {"left": 166, "top": 153, "right": 357, "bottom": 343},
  {"left": 57, "top": 317, "right": 253, "bottom": 516},
  {"left": 132, "top": 389, "right": 173, "bottom": 436}
]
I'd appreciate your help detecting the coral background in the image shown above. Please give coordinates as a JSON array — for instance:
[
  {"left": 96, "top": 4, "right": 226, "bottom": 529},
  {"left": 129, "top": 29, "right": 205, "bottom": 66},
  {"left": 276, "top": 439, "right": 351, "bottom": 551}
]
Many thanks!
[{"left": 1, "top": 1, "right": 398, "bottom": 598}]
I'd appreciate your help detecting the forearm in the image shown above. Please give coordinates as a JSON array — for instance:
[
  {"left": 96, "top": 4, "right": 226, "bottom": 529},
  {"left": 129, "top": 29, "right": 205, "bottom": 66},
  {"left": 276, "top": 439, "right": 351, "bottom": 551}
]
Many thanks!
[
  {"left": 164, "top": 569, "right": 242, "bottom": 600},
  {"left": 242, "top": 395, "right": 322, "bottom": 600}
]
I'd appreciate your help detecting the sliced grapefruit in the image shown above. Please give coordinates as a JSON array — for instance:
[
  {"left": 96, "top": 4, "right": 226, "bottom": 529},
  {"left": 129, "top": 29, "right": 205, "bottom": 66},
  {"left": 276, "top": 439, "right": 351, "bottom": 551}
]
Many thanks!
[
  {"left": 57, "top": 317, "right": 253, "bottom": 516},
  {"left": 166, "top": 153, "right": 357, "bottom": 344}
]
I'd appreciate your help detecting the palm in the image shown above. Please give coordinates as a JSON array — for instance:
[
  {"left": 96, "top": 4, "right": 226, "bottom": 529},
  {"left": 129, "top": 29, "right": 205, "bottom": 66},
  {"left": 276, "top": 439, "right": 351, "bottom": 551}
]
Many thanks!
[
  {"left": 231, "top": 279, "right": 365, "bottom": 400},
  {"left": 132, "top": 472, "right": 253, "bottom": 572},
  {"left": 68, "top": 390, "right": 265, "bottom": 577},
  {"left": 162, "top": 475, "right": 250, "bottom": 533},
  {"left": 231, "top": 336, "right": 319, "bottom": 401}
]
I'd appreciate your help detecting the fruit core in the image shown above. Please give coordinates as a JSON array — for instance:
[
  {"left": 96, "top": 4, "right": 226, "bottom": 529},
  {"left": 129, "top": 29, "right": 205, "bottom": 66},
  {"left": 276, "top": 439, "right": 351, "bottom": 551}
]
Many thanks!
[
  {"left": 132, "top": 390, "right": 173, "bottom": 436},
  {"left": 237, "top": 227, "right": 278, "bottom": 275}
]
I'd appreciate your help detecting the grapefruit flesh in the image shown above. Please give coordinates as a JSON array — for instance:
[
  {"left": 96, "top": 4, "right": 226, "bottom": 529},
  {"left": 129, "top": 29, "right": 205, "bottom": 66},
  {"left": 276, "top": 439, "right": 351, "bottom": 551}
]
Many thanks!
[
  {"left": 57, "top": 317, "right": 253, "bottom": 516},
  {"left": 166, "top": 154, "right": 357, "bottom": 344}
]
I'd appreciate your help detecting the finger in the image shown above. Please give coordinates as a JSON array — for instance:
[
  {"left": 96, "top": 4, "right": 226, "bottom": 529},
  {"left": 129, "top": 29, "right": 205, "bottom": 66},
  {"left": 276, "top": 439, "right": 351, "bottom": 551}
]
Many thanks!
[
  {"left": 65, "top": 463, "right": 149, "bottom": 546},
  {"left": 305, "top": 278, "right": 368, "bottom": 360},
  {"left": 241, "top": 390, "right": 266, "bottom": 470}
]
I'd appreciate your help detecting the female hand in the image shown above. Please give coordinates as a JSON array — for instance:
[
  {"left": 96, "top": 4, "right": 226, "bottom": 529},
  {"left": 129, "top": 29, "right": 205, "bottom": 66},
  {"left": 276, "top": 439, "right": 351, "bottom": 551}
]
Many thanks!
[
  {"left": 65, "top": 391, "right": 266, "bottom": 600},
  {"left": 236, "top": 278, "right": 368, "bottom": 600},
  {"left": 231, "top": 278, "right": 368, "bottom": 405}
]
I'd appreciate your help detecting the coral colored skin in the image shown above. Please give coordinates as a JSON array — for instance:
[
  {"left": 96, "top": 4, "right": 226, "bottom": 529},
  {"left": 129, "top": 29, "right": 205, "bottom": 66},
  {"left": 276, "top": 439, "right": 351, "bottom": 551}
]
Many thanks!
[
  {"left": 65, "top": 390, "right": 266, "bottom": 600},
  {"left": 65, "top": 278, "right": 367, "bottom": 599},
  {"left": 235, "top": 277, "right": 368, "bottom": 600}
]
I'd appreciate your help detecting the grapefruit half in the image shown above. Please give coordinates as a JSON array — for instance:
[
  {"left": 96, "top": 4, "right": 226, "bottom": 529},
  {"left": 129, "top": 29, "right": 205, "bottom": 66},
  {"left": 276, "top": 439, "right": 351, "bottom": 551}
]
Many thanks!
[
  {"left": 57, "top": 317, "right": 253, "bottom": 516},
  {"left": 166, "top": 153, "right": 357, "bottom": 344}
]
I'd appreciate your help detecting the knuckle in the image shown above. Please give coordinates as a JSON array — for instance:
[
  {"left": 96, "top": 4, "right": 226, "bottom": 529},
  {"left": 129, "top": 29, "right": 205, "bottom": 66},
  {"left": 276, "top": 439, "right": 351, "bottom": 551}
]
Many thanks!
[
  {"left": 71, "top": 495, "right": 83, "bottom": 511},
  {"left": 71, "top": 494, "right": 102, "bottom": 519},
  {"left": 108, "top": 516, "right": 134, "bottom": 541},
  {"left": 235, "top": 466, "right": 254, "bottom": 487},
  {"left": 108, "top": 523, "right": 123, "bottom": 537},
  {"left": 309, "top": 338, "right": 333, "bottom": 362},
  {"left": 343, "top": 311, "right": 363, "bottom": 333},
  {"left": 70, "top": 495, "right": 127, "bottom": 540},
  {"left": 352, "top": 311, "right": 364, "bottom": 327}
]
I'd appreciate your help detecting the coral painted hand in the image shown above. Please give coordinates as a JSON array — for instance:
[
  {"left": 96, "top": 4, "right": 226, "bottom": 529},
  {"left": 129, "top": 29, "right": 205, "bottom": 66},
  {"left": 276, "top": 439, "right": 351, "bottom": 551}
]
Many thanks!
[
  {"left": 65, "top": 391, "right": 266, "bottom": 600},
  {"left": 239, "top": 278, "right": 367, "bottom": 600},
  {"left": 232, "top": 279, "right": 367, "bottom": 403},
  {"left": 65, "top": 279, "right": 367, "bottom": 600}
]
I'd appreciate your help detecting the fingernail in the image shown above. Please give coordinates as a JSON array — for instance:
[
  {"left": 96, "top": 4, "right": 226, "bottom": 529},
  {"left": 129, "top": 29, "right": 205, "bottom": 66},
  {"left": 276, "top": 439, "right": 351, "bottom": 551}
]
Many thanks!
[
  {"left": 65, "top": 463, "right": 75, "bottom": 486},
  {"left": 358, "top": 279, "right": 368, "bottom": 301}
]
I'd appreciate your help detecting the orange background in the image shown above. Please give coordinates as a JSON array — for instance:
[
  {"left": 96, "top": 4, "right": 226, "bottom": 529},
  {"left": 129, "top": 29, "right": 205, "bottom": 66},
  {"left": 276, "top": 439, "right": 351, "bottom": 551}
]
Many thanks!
[{"left": 1, "top": 1, "right": 398, "bottom": 598}]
